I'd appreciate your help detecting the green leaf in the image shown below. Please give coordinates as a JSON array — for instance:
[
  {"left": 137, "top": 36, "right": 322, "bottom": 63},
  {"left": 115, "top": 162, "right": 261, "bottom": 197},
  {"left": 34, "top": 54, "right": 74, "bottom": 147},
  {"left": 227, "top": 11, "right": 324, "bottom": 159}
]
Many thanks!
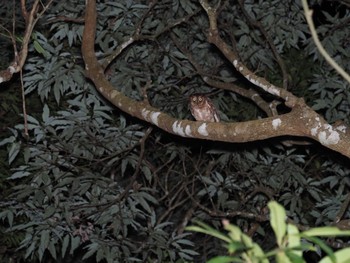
[
  {"left": 207, "top": 256, "right": 242, "bottom": 263},
  {"left": 33, "top": 39, "right": 49, "bottom": 58},
  {"left": 285, "top": 250, "right": 305, "bottom": 263},
  {"left": 9, "top": 170, "right": 31, "bottom": 179},
  {"left": 26, "top": 115, "right": 40, "bottom": 126},
  {"left": 250, "top": 243, "right": 268, "bottom": 261},
  {"left": 319, "top": 248, "right": 350, "bottom": 263},
  {"left": 186, "top": 222, "right": 231, "bottom": 243},
  {"left": 276, "top": 251, "right": 293, "bottom": 263},
  {"left": 83, "top": 242, "right": 99, "bottom": 260},
  {"left": 7, "top": 210, "right": 14, "bottom": 228},
  {"left": 302, "top": 236, "right": 335, "bottom": 263},
  {"left": 42, "top": 104, "right": 50, "bottom": 123},
  {"left": 312, "top": 99, "right": 328, "bottom": 110},
  {"left": 25, "top": 240, "right": 37, "bottom": 259},
  {"left": 23, "top": 147, "right": 31, "bottom": 164},
  {"left": 8, "top": 142, "right": 21, "bottom": 165},
  {"left": 0, "top": 136, "right": 15, "bottom": 146},
  {"left": 302, "top": 227, "right": 350, "bottom": 237},
  {"left": 43, "top": 206, "right": 56, "bottom": 219},
  {"left": 268, "top": 201, "right": 287, "bottom": 246},
  {"left": 40, "top": 230, "right": 50, "bottom": 250},
  {"left": 48, "top": 240, "right": 57, "bottom": 260},
  {"left": 70, "top": 236, "right": 80, "bottom": 255},
  {"left": 287, "top": 224, "right": 302, "bottom": 257},
  {"left": 39, "top": 230, "right": 50, "bottom": 261},
  {"left": 226, "top": 241, "right": 246, "bottom": 254},
  {"left": 62, "top": 234, "right": 70, "bottom": 258}
]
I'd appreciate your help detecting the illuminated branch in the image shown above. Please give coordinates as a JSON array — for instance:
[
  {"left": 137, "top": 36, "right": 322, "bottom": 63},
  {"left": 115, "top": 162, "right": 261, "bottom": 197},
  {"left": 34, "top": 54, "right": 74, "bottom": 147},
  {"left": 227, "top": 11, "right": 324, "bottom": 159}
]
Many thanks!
[
  {"left": 82, "top": 0, "right": 350, "bottom": 158},
  {"left": 0, "top": 0, "right": 54, "bottom": 84}
]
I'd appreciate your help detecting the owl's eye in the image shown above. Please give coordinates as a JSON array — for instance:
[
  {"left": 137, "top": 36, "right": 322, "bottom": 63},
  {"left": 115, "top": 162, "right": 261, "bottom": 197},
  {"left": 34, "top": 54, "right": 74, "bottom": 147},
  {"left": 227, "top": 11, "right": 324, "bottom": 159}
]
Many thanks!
[
  {"left": 198, "top": 97, "right": 203, "bottom": 102},
  {"left": 192, "top": 97, "right": 197, "bottom": 103}
]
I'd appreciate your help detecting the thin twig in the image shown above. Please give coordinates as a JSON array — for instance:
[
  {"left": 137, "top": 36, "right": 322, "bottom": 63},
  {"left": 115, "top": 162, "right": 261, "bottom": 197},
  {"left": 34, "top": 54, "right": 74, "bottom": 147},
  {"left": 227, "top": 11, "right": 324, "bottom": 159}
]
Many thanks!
[
  {"left": 302, "top": 0, "right": 350, "bottom": 83},
  {"left": 20, "top": 70, "right": 28, "bottom": 137}
]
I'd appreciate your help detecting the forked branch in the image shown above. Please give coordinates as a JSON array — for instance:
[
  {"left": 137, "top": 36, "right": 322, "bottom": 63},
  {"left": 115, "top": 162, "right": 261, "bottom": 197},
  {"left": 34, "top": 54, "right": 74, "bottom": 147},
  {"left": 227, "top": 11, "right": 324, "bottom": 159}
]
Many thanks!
[
  {"left": 0, "top": 0, "right": 54, "bottom": 84},
  {"left": 82, "top": 0, "right": 350, "bottom": 158}
]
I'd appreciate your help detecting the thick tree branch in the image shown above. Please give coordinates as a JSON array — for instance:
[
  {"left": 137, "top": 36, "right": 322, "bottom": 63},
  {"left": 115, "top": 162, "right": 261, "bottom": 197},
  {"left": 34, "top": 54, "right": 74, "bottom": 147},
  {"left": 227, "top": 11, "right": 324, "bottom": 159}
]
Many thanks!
[{"left": 82, "top": 0, "right": 350, "bottom": 158}]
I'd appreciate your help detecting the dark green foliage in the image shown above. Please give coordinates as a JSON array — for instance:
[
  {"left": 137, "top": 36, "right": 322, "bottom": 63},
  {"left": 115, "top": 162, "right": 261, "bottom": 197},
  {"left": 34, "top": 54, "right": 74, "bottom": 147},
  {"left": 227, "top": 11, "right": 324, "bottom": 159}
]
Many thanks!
[{"left": 1, "top": 0, "right": 350, "bottom": 262}]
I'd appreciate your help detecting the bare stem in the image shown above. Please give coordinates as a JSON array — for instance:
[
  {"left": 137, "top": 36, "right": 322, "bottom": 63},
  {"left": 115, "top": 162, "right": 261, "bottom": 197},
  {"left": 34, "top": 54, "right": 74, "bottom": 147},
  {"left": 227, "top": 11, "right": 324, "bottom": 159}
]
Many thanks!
[{"left": 302, "top": 0, "right": 350, "bottom": 83}]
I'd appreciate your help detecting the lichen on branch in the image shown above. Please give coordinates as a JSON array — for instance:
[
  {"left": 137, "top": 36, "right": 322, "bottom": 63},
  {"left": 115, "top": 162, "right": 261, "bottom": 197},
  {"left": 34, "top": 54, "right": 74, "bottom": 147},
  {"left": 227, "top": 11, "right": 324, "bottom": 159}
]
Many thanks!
[{"left": 82, "top": 0, "right": 350, "bottom": 158}]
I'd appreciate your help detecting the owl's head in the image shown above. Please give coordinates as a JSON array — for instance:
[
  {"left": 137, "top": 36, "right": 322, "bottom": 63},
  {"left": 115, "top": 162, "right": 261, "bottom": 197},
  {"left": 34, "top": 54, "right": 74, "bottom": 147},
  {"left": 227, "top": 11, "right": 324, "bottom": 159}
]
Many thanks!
[{"left": 190, "top": 94, "right": 206, "bottom": 108}]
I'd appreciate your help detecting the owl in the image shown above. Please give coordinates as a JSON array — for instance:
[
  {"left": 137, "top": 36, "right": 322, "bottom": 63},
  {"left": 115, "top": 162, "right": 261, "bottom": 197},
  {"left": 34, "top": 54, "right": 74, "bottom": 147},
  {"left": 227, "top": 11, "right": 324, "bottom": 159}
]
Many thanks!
[{"left": 189, "top": 94, "right": 220, "bottom": 122}]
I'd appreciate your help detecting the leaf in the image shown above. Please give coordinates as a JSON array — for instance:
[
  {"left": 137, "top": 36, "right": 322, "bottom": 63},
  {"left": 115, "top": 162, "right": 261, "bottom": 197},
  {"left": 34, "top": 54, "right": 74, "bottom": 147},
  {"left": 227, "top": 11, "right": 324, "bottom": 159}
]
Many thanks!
[
  {"left": 302, "top": 236, "right": 335, "bottom": 262},
  {"left": 7, "top": 211, "right": 14, "bottom": 228},
  {"left": 40, "top": 230, "right": 50, "bottom": 250},
  {"left": 268, "top": 201, "right": 287, "bottom": 246},
  {"left": 42, "top": 104, "right": 50, "bottom": 123},
  {"left": 285, "top": 250, "right": 305, "bottom": 263},
  {"left": 302, "top": 227, "right": 350, "bottom": 237},
  {"left": 0, "top": 136, "right": 15, "bottom": 146},
  {"left": 207, "top": 256, "right": 241, "bottom": 263},
  {"left": 276, "top": 251, "right": 293, "bottom": 263},
  {"left": 70, "top": 236, "right": 80, "bottom": 255},
  {"left": 186, "top": 222, "right": 231, "bottom": 243},
  {"left": 23, "top": 147, "right": 31, "bottom": 164},
  {"left": 136, "top": 194, "right": 152, "bottom": 213},
  {"left": 83, "top": 242, "right": 99, "bottom": 260},
  {"left": 48, "top": 240, "right": 57, "bottom": 260},
  {"left": 25, "top": 240, "right": 37, "bottom": 259},
  {"left": 319, "top": 248, "right": 350, "bottom": 263},
  {"left": 61, "top": 234, "right": 70, "bottom": 258},
  {"left": 286, "top": 224, "right": 301, "bottom": 257},
  {"left": 312, "top": 99, "right": 328, "bottom": 110},
  {"left": 172, "top": 51, "right": 188, "bottom": 59},
  {"left": 138, "top": 191, "right": 158, "bottom": 204},
  {"left": 331, "top": 94, "right": 343, "bottom": 108},
  {"left": 8, "top": 142, "right": 21, "bottom": 165},
  {"left": 39, "top": 230, "right": 50, "bottom": 261},
  {"left": 9, "top": 170, "right": 31, "bottom": 180},
  {"left": 33, "top": 39, "right": 49, "bottom": 58},
  {"left": 43, "top": 206, "right": 56, "bottom": 219},
  {"left": 26, "top": 114, "right": 40, "bottom": 125}
]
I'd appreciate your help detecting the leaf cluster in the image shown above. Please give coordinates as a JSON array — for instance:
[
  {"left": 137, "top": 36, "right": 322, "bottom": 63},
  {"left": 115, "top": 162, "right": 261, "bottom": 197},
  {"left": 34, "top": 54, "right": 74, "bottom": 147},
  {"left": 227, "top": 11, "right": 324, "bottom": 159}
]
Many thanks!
[{"left": 188, "top": 201, "right": 350, "bottom": 263}]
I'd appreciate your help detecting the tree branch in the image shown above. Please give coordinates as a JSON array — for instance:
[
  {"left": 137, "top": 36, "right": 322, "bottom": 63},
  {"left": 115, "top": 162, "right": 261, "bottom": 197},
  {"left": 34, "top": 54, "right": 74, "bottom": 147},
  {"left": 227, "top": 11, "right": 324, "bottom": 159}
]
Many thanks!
[
  {"left": 170, "top": 33, "right": 276, "bottom": 117},
  {"left": 0, "top": 0, "right": 54, "bottom": 84},
  {"left": 237, "top": 0, "right": 289, "bottom": 90},
  {"left": 198, "top": 0, "right": 298, "bottom": 108},
  {"left": 82, "top": 0, "right": 350, "bottom": 158}
]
